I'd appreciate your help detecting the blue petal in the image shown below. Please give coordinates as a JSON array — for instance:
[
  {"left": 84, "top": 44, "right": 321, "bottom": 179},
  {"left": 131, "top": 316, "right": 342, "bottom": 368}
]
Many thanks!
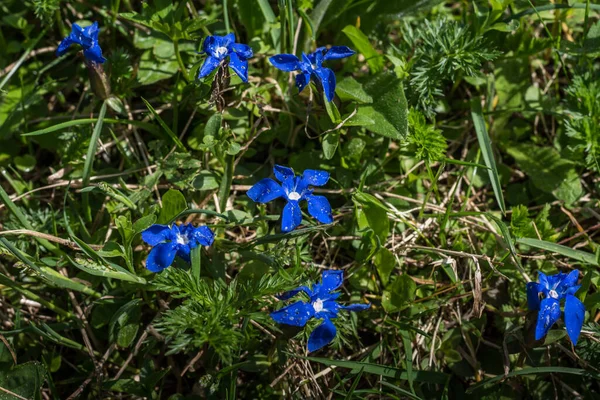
[
  {"left": 281, "top": 176, "right": 299, "bottom": 195},
  {"left": 308, "top": 318, "right": 337, "bottom": 352},
  {"left": 221, "top": 33, "right": 235, "bottom": 47},
  {"left": 247, "top": 178, "right": 284, "bottom": 203},
  {"left": 306, "top": 195, "right": 333, "bottom": 224},
  {"left": 534, "top": 297, "right": 561, "bottom": 341},
  {"left": 314, "top": 67, "right": 336, "bottom": 102},
  {"left": 278, "top": 285, "right": 313, "bottom": 300},
  {"left": 301, "top": 53, "right": 313, "bottom": 72},
  {"left": 270, "top": 301, "right": 314, "bottom": 327},
  {"left": 302, "top": 169, "right": 329, "bottom": 186},
  {"left": 202, "top": 35, "right": 217, "bottom": 54},
  {"left": 229, "top": 51, "right": 249, "bottom": 83},
  {"left": 324, "top": 46, "right": 356, "bottom": 60},
  {"left": 269, "top": 54, "right": 301, "bottom": 72},
  {"left": 193, "top": 226, "right": 215, "bottom": 246},
  {"left": 177, "top": 244, "right": 192, "bottom": 262},
  {"left": 274, "top": 165, "right": 295, "bottom": 182},
  {"left": 83, "top": 45, "right": 106, "bottom": 63},
  {"left": 295, "top": 72, "right": 311, "bottom": 93},
  {"left": 142, "top": 224, "right": 173, "bottom": 246},
  {"left": 56, "top": 37, "right": 75, "bottom": 56},
  {"left": 564, "top": 294, "right": 585, "bottom": 345},
  {"left": 197, "top": 55, "right": 221, "bottom": 79},
  {"left": 565, "top": 284, "right": 581, "bottom": 296},
  {"left": 537, "top": 272, "right": 550, "bottom": 295},
  {"left": 526, "top": 282, "right": 541, "bottom": 311},
  {"left": 342, "top": 303, "right": 371, "bottom": 312},
  {"left": 319, "top": 300, "right": 341, "bottom": 319},
  {"left": 319, "top": 270, "right": 343, "bottom": 294},
  {"left": 557, "top": 270, "right": 580, "bottom": 295},
  {"left": 307, "top": 49, "right": 325, "bottom": 68},
  {"left": 230, "top": 43, "right": 253, "bottom": 59},
  {"left": 71, "top": 23, "right": 91, "bottom": 47},
  {"left": 146, "top": 242, "right": 178, "bottom": 273},
  {"left": 281, "top": 201, "right": 302, "bottom": 232}
]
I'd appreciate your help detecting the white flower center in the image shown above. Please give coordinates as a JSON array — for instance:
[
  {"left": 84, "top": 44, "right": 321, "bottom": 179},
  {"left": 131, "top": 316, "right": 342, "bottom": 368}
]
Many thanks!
[
  {"left": 215, "top": 46, "right": 228, "bottom": 57},
  {"left": 548, "top": 289, "right": 559, "bottom": 299},
  {"left": 288, "top": 191, "right": 301, "bottom": 201},
  {"left": 176, "top": 233, "right": 189, "bottom": 246},
  {"left": 312, "top": 299, "right": 324, "bottom": 313}
]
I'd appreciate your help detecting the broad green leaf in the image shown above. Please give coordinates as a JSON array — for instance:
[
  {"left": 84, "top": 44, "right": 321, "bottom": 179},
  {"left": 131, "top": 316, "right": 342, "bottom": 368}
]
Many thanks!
[
  {"left": 322, "top": 131, "right": 340, "bottom": 160},
  {"left": 382, "top": 274, "right": 416, "bottom": 313},
  {"left": 358, "top": 73, "right": 408, "bottom": 139},
  {"left": 353, "top": 191, "right": 389, "bottom": 242},
  {"left": 342, "top": 25, "right": 383, "bottom": 73},
  {"left": 470, "top": 99, "right": 506, "bottom": 214},
  {"left": 0, "top": 362, "right": 46, "bottom": 400},
  {"left": 505, "top": 143, "right": 583, "bottom": 204},
  {"left": 374, "top": 248, "right": 396, "bottom": 286},
  {"left": 109, "top": 299, "right": 142, "bottom": 348},
  {"left": 157, "top": 189, "right": 188, "bottom": 224},
  {"left": 336, "top": 76, "right": 373, "bottom": 104}
]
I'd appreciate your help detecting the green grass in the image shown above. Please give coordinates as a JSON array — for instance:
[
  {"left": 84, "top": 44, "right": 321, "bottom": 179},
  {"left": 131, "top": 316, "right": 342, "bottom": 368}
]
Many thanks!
[{"left": 0, "top": 0, "right": 599, "bottom": 399}]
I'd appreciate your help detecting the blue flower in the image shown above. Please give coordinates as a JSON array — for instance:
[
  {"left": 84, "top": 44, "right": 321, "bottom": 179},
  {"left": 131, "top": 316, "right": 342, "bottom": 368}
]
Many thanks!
[
  {"left": 271, "top": 270, "right": 370, "bottom": 352},
  {"left": 141, "top": 223, "right": 214, "bottom": 273},
  {"left": 269, "top": 46, "right": 355, "bottom": 102},
  {"left": 247, "top": 165, "right": 333, "bottom": 233},
  {"left": 527, "top": 270, "right": 585, "bottom": 345},
  {"left": 197, "top": 33, "right": 253, "bottom": 83},
  {"left": 56, "top": 22, "right": 106, "bottom": 64}
]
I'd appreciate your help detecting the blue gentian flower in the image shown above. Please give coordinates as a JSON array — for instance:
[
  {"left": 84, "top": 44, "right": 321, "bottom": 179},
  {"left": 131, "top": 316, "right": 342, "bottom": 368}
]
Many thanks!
[
  {"left": 271, "top": 270, "right": 370, "bottom": 352},
  {"left": 197, "top": 33, "right": 253, "bottom": 83},
  {"left": 247, "top": 165, "right": 333, "bottom": 233},
  {"left": 56, "top": 22, "right": 106, "bottom": 64},
  {"left": 141, "top": 223, "right": 214, "bottom": 273},
  {"left": 527, "top": 270, "right": 585, "bottom": 345},
  {"left": 269, "top": 46, "right": 355, "bottom": 102}
]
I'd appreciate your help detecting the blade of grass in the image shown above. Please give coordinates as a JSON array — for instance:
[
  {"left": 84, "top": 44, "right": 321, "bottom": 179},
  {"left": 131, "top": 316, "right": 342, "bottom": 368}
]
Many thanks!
[
  {"left": 517, "top": 238, "right": 598, "bottom": 266},
  {"left": 257, "top": 0, "right": 280, "bottom": 52},
  {"left": 141, "top": 97, "right": 185, "bottom": 150},
  {"left": 471, "top": 98, "right": 506, "bottom": 215},
  {"left": 0, "top": 184, "right": 61, "bottom": 255},
  {"left": 298, "top": 356, "right": 449, "bottom": 384},
  {"left": 82, "top": 101, "right": 108, "bottom": 221},
  {"left": 22, "top": 118, "right": 161, "bottom": 137},
  {"left": 0, "top": 29, "right": 47, "bottom": 91},
  {"left": 467, "top": 367, "right": 600, "bottom": 393}
]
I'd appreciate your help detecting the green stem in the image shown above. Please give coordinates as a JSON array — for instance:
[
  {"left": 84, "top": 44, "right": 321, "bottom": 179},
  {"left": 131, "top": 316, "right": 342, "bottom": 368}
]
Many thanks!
[
  {"left": 223, "top": 0, "right": 231, "bottom": 33},
  {"left": 174, "top": 39, "right": 190, "bottom": 83}
]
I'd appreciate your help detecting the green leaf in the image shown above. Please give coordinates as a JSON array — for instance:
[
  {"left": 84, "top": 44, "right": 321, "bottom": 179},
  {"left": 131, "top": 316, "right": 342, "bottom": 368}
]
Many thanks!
[
  {"left": 109, "top": 299, "right": 142, "bottom": 348},
  {"left": 374, "top": 248, "right": 396, "bottom": 286},
  {"left": 14, "top": 154, "right": 36, "bottom": 172},
  {"left": 516, "top": 238, "right": 598, "bottom": 266},
  {"left": 382, "top": 274, "right": 416, "bottom": 313},
  {"left": 82, "top": 101, "right": 107, "bottom": 189},
  {"left": 505, "top": 143, "right": 583, "bottom": 205},
  {"left": 342, "top": 25, "right": 383, "bottom": 73},
  {"left": 353, "top": 191, "right": 389, "bottom": 242},
  {"left": 324, "top": 94, "right": 342, "bottom": 123},
  {"left": 322, "top": 131, "right": 340, "bottom": 160},
  {"left": 142, "top": 97, "right": 185, "bottom": 150},
  {"left": 158, "top": 189, "right": 188, "bottom": 224},
  {"left": 70, "top": 256, "right": 147, "bottom": 284},
  {"left": 336, "top": 76, "right": 373, "bottom": 104},
  {"left": 22, "top": 118, "right": 161, "bottom": 137},
  {"left": 299, "top": 356, "right": 449, "bottom": 384},
  {"left": 358, "top": 73, "right": 408, "bottom": 140},
  {"left": 467, "top": 367, "right": 600, "bottom": 393},
  {"left": 0, "top": 362, "right": 46, "bottom": 400},
  {"left": 470, "top": 99, "right": 506, "bottom": 214}
]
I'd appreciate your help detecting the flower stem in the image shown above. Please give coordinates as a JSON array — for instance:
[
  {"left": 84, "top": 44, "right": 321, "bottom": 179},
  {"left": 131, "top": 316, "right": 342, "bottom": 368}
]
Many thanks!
[{"left": 173, "top": 39, "right": 190, "bottom": 83}]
